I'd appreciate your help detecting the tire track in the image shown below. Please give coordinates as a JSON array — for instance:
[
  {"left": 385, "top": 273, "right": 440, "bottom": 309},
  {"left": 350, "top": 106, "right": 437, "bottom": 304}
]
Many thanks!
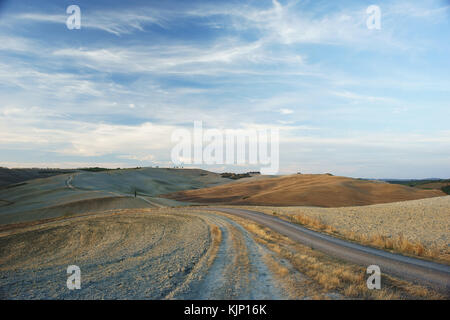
[{"left": 177, "top": 212, "right": 286, "bottom": 299}]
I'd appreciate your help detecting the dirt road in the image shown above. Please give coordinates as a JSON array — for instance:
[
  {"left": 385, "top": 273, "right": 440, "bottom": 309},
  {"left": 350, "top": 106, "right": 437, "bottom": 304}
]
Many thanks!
[{"left": 210, "top": 207, "right": 450, "bottom": 293}]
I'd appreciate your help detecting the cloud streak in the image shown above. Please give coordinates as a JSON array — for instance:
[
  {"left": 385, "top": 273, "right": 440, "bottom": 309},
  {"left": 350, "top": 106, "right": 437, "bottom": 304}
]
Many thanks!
[{"left": 0, "top": 0, "right": 449, "bottom": 177}]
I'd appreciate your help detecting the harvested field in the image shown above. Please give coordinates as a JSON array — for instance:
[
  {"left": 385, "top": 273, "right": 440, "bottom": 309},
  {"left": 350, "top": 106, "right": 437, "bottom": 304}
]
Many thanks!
[
  {"left": 0, "top": 168, "right": 75, "bottom": 187},
  {"left": 0, "top": 209, "right": 211, "bottom": 299},
  {"left": 0, "top": 196, "right": 153, "bottom": 225},
  {"left": 0, "top": 208, "right": 285, "bottom": 299},
  {"left": 164, "top": 174, "right": 444, "bottom": 207},
  {"left": 0, "top": 167, "right": 230, "bottom": 224},
  {"left": 236, "top": 196, "right": 450, "bottom": 263}
]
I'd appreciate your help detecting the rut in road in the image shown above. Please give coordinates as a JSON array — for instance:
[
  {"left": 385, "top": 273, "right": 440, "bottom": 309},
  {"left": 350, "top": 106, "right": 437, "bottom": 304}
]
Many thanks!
[{"left": 172, "top": 212, "right": 286, "bottom": 299}]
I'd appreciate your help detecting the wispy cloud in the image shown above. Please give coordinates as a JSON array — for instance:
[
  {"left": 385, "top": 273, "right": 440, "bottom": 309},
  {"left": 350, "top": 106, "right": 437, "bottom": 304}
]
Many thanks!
[
  {"left": 51, "top": 40, "right": 269, "bottom": 74},
  {"left": 13, "top": 10, "right": 167, "bottom": 36},
  {"left": 279, "top": 108, "right": 294, "bottom": 115},
  {"left": 0, "top": 0, "right": 449, "bottom": 177}
]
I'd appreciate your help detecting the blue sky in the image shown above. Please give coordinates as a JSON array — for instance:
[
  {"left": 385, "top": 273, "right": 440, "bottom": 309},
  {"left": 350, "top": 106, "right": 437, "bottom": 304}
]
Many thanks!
[{"left": 0, "top": 0, "right": 449, "bottom": 178}]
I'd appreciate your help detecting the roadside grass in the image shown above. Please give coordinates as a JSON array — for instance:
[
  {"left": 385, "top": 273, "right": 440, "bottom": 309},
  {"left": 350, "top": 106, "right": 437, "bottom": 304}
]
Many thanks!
[
  {"left": 238, "top": 218, "right": 445, "bottom": 299},
  {"left": 285, "top": 213, "right": 449, "bottom": 263},
  {"left": 260, "top": 245, "right": 327, "bottom": 299},
  {"left": 207, "top": 224, "right": 222, "bottom": 269},
  {"left": 237, "top": 207, "right": 449, "bottom": 264}
]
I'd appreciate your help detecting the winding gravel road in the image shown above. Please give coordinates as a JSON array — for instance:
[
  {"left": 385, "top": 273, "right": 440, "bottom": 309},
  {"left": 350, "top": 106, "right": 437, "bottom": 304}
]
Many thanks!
[{"left": 210, "top": 207, "right": 450, "bottom": 293}]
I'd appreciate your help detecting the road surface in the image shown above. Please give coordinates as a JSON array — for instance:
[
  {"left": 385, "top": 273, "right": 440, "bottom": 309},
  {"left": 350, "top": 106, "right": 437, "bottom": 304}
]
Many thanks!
[{"left": 210, "top": 207, "right": 450, "bottom": 293}]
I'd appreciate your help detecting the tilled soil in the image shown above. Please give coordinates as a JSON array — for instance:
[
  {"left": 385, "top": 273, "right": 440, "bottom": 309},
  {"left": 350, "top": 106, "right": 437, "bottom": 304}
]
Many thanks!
[{"left": 0, "top": 208, "right": 296, "bottom": 299}]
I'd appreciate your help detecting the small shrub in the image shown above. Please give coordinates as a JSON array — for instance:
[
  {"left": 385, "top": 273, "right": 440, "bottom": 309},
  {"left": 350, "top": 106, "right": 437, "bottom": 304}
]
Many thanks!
[{"left": 441, "top": 185, "right": 450, "bottom": 195}]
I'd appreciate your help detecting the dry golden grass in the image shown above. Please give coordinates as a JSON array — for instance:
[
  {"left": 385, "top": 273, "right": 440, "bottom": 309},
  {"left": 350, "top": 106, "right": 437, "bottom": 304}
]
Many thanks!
[
  {"left": 289, "top": 214, "right": 338, "bottom": 234},
  {"left": 207, "top": 224, "right": 222, "bottom": 268},
  {"left": 237, "top": 196, "right": 450, "bottom": 264},
  {"left": 284, "top": 213, "right": 444, "bottom": 261},
  {"left": 224, "top": 213, "right": 445, "bottom": 300},
  {"left": 165, "top": 174, "right": 444, "bottom": 207},
  {"left": 260, "top": 247, "right": 328, "bottom": 299}
]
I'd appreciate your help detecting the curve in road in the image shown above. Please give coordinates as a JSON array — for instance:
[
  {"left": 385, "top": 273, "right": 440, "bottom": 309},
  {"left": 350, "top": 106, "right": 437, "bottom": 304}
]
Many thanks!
[{"left": 210, "top": 207, "right": 450, "bottom": 293}]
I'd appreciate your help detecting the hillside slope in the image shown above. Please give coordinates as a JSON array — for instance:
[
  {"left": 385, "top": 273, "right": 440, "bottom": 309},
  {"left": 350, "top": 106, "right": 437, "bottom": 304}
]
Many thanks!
[
  {"left": 0, "top": 168, "right": 75, "bottom": 187},
  {"left": 164, "top": 174, "right": 445, "bottom": 207},
  {"left": 0, "top": 168, "right": 230, "bottom": 224},
  {"left": 71, "top": 167, "right": 228, "bottom": 196}
]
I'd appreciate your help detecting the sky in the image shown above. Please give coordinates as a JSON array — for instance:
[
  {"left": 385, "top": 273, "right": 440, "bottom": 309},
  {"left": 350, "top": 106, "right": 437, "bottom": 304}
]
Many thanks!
[{"left": 0, "top": 0, "right": 449, "bottom": 178}]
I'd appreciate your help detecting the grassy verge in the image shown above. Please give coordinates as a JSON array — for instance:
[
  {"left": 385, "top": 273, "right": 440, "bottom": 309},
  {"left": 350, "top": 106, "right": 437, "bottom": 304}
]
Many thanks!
[
  {"left": 285, "top": 213, "right": 445, "bottom": 262},
  {"left": 230, "top": 215, "right": 445, "bottom": 299},
  {"left": 234, "top": 206, "right": 449, "bottom": 264}
]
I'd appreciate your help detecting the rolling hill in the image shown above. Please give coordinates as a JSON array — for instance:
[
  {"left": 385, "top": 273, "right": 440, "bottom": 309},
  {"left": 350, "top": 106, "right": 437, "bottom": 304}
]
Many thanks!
[
  {"left": 0, "top": 167, "right": 75, "bottom": 187},
  {"left": 163, "top": 174, "right": 446, "bottom": 207},
  {"left": 0, "top": 167, "right": 231, "bottom": 224}
]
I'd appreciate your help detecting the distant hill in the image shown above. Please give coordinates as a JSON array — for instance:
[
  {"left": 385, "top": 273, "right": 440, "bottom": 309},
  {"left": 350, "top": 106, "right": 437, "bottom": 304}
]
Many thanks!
[
  {"left": 71, "top": 167, "right": 229, "bottom": 196},
  {"left": 384, "top": 179, "right": 450, "bottom": 195},
  {"left": 0, "top": 167, "right": 231, "bottom": 224},
  {"left": 0, "top": 168, "right": 75, "bottom": 187},
  {"left": 164, "top": 174, "right": 446, "bottom": 207}
]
